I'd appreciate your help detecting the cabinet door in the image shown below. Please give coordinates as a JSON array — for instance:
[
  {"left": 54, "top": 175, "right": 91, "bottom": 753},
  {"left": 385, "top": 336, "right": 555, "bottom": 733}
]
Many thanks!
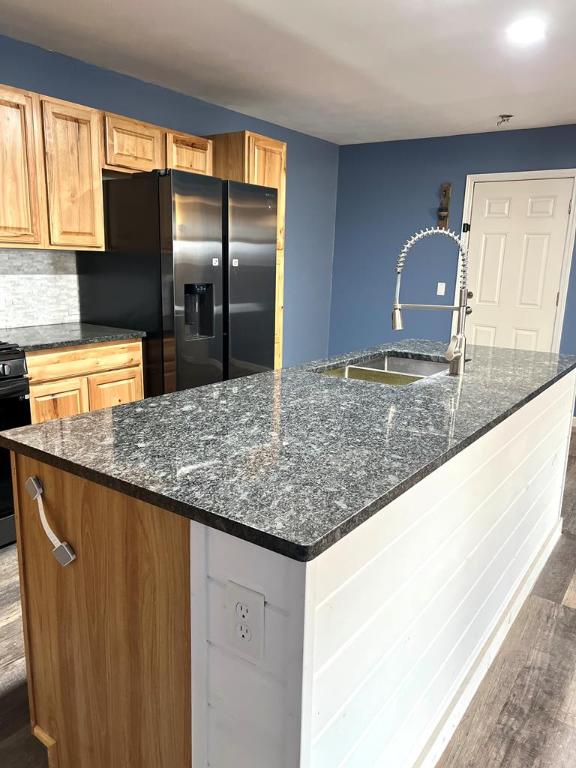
[
  {"left": 87, "top": 367, "right": 143, "bottom": 411},
  {"left": 104, "top": 113, "right": 165, "bottom": 172},
  {"left": 29, "top": 377, "right": 89, "bottom": 424},
  {"left": 13, "top": 454, "right": 191, "bottom": 768},
  {"left": 0, "top": 85, "right": 43, "bottom": 244},
  {"left": 246, "top": 132, "right": 286, "bottom": 250},
  {"left": 166, "top": 131, "right": 213, "bottom": 175},
  {"left": 41, "top": 99, "right": 104, "bottom": 248}
]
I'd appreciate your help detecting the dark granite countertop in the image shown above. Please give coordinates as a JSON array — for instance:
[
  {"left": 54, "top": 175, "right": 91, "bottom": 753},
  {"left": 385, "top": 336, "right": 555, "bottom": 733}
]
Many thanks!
[
  {"left": 1, "top": 340, "right": 575, "bottom": 561},
  {"left": 0, "top": 322, "right": 146, "bottom": 352}
]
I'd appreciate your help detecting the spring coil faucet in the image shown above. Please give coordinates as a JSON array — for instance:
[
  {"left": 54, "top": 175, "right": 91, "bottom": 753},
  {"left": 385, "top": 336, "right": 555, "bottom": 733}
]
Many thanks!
[{"left": 392, "top": 227, "right": 473, "bottom": 375}]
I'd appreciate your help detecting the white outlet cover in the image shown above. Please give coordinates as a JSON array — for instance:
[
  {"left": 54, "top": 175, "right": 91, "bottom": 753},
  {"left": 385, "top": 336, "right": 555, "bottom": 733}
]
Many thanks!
[
  {"left": 225, "top": 581, "right": 265, "bottom": 663},
  {"left": 436, "top": 281, "right": 446, "bottom": 296}
]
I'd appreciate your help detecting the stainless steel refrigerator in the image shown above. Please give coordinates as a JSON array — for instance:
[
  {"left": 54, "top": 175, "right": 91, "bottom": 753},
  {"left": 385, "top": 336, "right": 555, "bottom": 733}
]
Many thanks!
[{"left": 77, "top": 170, "right": 277, "bottom": 396}]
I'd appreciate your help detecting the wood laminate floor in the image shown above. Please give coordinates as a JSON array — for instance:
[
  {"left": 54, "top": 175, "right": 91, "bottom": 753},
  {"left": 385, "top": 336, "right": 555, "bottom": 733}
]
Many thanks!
[{"left": 1, "top": 434, "right": 576, "bottom": 768}]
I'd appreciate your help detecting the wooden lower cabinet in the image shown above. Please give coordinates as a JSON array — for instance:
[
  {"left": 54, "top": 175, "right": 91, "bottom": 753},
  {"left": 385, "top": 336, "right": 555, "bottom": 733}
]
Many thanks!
[
  {"left": 29, "top": 377, "right": 89, "bottom": 424},
  {"left": 87, "top": 367, "right": 144, "bottom": 410},
  {"left": 28, "top": 340, "right": 144, "bottom": 424},
  {"left": 12, "top": 454, "right": 191, "bottom": 768}
]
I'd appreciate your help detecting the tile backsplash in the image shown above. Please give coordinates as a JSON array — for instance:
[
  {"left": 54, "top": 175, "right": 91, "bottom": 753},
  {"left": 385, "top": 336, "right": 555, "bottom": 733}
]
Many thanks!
[{"left": 0, "top": 250, "right": 80, "bottom": 328}]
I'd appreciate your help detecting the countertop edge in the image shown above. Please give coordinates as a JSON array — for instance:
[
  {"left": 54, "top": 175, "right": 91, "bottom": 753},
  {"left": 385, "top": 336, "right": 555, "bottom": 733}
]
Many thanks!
[
  {"left": 3, "top": 363, "right": 575, "bottom": 561},
  {"left": 3, "top": 438, "right": 313, "bottom": 562},
  {"left": 20, "top": 330, "right": 147, "bottom": 352}
]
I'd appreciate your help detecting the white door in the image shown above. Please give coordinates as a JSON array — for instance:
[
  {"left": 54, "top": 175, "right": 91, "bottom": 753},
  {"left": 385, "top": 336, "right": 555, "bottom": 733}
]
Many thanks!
[{"left": 466, "top": 177, "right": 573, "bottom": 352}]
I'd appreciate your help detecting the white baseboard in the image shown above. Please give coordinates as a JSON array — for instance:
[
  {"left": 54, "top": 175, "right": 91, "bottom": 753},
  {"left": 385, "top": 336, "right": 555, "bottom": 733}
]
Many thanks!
[{"left": 414, "top": 518, "right": 562, "bottom": 768}]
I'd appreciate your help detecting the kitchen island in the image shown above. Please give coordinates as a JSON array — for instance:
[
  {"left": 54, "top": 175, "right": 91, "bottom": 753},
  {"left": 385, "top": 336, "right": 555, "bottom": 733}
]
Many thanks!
[{"left": 2, "top": 340, "right": 575, "bottom": 768}]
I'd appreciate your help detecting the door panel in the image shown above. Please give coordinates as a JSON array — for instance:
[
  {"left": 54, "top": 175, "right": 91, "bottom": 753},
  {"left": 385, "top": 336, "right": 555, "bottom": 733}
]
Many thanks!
[
  {"left": 0, "top": 86, "right": 42, "bottom": 244},
  {"left": 466, "top": 177, "right": 573, "bottom": 352},
  {"left": 476, "top": 233, "right": 505, "bottom": 305},
  {"left": 518, "top": 234, "right": 549, "bottom": 307},
  {"left": 42, "top": 99, "right": 104, "bottom": 248},
  {"left": 88, "top": 368, "right": 143, "bottom": 411},
  {"left": 30, "top": 377, "right": 89, "bottom": 424}
]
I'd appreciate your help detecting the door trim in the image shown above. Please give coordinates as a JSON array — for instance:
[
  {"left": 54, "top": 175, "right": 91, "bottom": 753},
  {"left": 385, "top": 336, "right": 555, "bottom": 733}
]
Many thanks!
[{"left": 454, "top": 169, "right": 576, "bottom": 352}]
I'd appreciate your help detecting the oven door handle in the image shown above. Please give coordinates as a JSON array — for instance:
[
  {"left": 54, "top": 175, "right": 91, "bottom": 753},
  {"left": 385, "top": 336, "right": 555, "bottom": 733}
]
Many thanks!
[{"left": 24, "top": 476, "right": 76, "bottom": 567}]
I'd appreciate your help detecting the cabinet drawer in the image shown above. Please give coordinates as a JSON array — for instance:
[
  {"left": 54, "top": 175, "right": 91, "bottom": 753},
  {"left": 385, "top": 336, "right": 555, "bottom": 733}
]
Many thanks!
[
  {"left": 104, "top": 114, "right": 165, "bottom": 172},
  {"left": 88, "top": 367, "right": 143, "bottom": 412},
  {"left": 27, "top": 340, "right": 143, "bottom": 384}
]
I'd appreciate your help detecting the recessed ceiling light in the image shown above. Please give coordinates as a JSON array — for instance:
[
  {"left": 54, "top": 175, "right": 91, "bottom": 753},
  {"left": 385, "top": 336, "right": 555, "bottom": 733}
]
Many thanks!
[{"left": 506, "top": 15, "right": 548, "bottom": 47}]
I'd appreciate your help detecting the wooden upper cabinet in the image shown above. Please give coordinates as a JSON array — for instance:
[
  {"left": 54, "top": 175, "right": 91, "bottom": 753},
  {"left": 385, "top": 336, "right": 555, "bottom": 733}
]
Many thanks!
[
  {"left": 246, "top": 133, "right": 286, "bottom": 251},
  {"left": 104, "top": 113, "right": 165, "bottom": 172},
  {"left": 166, "top": 131, "right": 213, "bottom": 175},
  {"left": 41, "top": 98, "right": 104, "bottom": 248},
  {"left": 0, "top": 85, "right": 43, "bottom": 244}
]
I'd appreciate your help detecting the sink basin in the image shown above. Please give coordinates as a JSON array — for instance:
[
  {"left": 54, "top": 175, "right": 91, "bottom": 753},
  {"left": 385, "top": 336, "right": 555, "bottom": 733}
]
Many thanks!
[
  {"left": 320, "top": 366, "right": 422, "bottom": 386},
  {"left": 318, "top": 354, "right": 449, "bottom": 386},
  {"left": 361, "top": 354, "right": 449, "bottom": 377}
]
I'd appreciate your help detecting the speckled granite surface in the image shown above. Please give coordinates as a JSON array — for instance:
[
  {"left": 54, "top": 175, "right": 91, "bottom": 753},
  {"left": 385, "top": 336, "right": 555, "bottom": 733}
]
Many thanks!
[
  {"left": 0, "top": 322, "right": 145, "bottom": 351},
  {"left": 1, "top": 340, "right": 575, "bottom": 561}
]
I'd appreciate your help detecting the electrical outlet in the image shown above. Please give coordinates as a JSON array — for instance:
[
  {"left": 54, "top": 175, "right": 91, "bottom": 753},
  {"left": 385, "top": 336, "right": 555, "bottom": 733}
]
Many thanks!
[
  {"left": 225, "top": 581, "right": 265, "bottom": 662},
  {"left": 436, "top": 281, "right": 446, "bottom": 297}
]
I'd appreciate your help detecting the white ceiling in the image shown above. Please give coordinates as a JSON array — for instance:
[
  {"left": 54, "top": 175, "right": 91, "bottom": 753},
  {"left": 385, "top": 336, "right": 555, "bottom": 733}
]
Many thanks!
[{"left": 1, "top": 0, "right": 575, "bottom": 144}]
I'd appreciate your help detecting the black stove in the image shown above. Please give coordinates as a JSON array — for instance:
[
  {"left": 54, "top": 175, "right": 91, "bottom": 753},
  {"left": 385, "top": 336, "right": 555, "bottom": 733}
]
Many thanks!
[{"left": 0, "top": 341, "right": 30, "bottom": 547}]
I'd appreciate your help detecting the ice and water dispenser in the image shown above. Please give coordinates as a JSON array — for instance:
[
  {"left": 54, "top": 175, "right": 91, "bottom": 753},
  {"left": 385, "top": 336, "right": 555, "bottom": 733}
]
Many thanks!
[{"left": 184, "top": 283, "right": 214, "bottom": 339}]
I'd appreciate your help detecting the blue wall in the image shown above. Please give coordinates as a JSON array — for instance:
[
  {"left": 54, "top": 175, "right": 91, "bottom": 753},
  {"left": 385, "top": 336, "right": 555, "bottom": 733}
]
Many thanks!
[
  {"left": 330, "top": 126, "right": 576, "bottom": 358},
  {"left": 0, "top": 35, "right": 339, "bottom": 366}
]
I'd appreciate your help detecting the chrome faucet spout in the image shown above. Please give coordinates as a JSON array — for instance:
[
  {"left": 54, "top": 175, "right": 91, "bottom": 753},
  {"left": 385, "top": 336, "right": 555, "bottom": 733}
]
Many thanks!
[{"left": 391, "top": 227, "right": 472, "bottom": 376}]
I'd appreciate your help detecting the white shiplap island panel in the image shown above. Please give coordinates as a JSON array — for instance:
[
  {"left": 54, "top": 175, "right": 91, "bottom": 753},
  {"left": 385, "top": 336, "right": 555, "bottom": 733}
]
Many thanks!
[{"left": 190, "top": 370, "right": 576, "bottom": 768}]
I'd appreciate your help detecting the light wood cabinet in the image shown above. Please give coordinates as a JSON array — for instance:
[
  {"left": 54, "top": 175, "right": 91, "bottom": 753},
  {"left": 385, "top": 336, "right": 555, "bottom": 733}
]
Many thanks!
[
  {"left": 29, "top": 376, "right": 89, "bottom": 424},
  {"left": 166, "top": 131, "right": 213, "bottom": 175},
  {"left": 104, "top": 113, "right": 165, "bottom": 172},
  {"left": 41, "top": 98, "right": 104, "bottom": 248},
  {"left": 87, "top": 367, "right": 143, "bottom": 410},
  {"left": 0, "top": 85, "right": 44, "bottom": 245},
  {"left": 245, "top": 133, "right": 287, "bottom": 251},
  {"left": 12, "top": 453, "right": 191, "bottom": 768},
  {"left": 28, "top": 339, "right": 144, "bottom": 424},
  {"left": 209, "top": 130, "right": 287, "bottom": 369},
  {"left": 0, "top": 80, "right": 222, "bottom": 250}
]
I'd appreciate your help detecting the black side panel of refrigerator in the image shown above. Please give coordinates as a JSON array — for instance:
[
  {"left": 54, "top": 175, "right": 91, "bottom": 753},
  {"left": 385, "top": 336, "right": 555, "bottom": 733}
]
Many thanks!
[
  {"left": 77, "top": 173, "right": 164, "bottom": 396},
  {"left": 224, "top": 181, "right": 277, "bottom": 379},
  {"left": 167, "top": 171, "right": 224, "bottom": 390}
]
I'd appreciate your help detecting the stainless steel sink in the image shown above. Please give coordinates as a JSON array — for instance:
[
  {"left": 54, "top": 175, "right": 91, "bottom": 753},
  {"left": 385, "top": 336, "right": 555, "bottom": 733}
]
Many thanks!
[
  {"left": 318, "top": 354, "right": 449, "bottom": 386},
  {"left": 360, "top": 354, "right": 449, "bottom": 377}
]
